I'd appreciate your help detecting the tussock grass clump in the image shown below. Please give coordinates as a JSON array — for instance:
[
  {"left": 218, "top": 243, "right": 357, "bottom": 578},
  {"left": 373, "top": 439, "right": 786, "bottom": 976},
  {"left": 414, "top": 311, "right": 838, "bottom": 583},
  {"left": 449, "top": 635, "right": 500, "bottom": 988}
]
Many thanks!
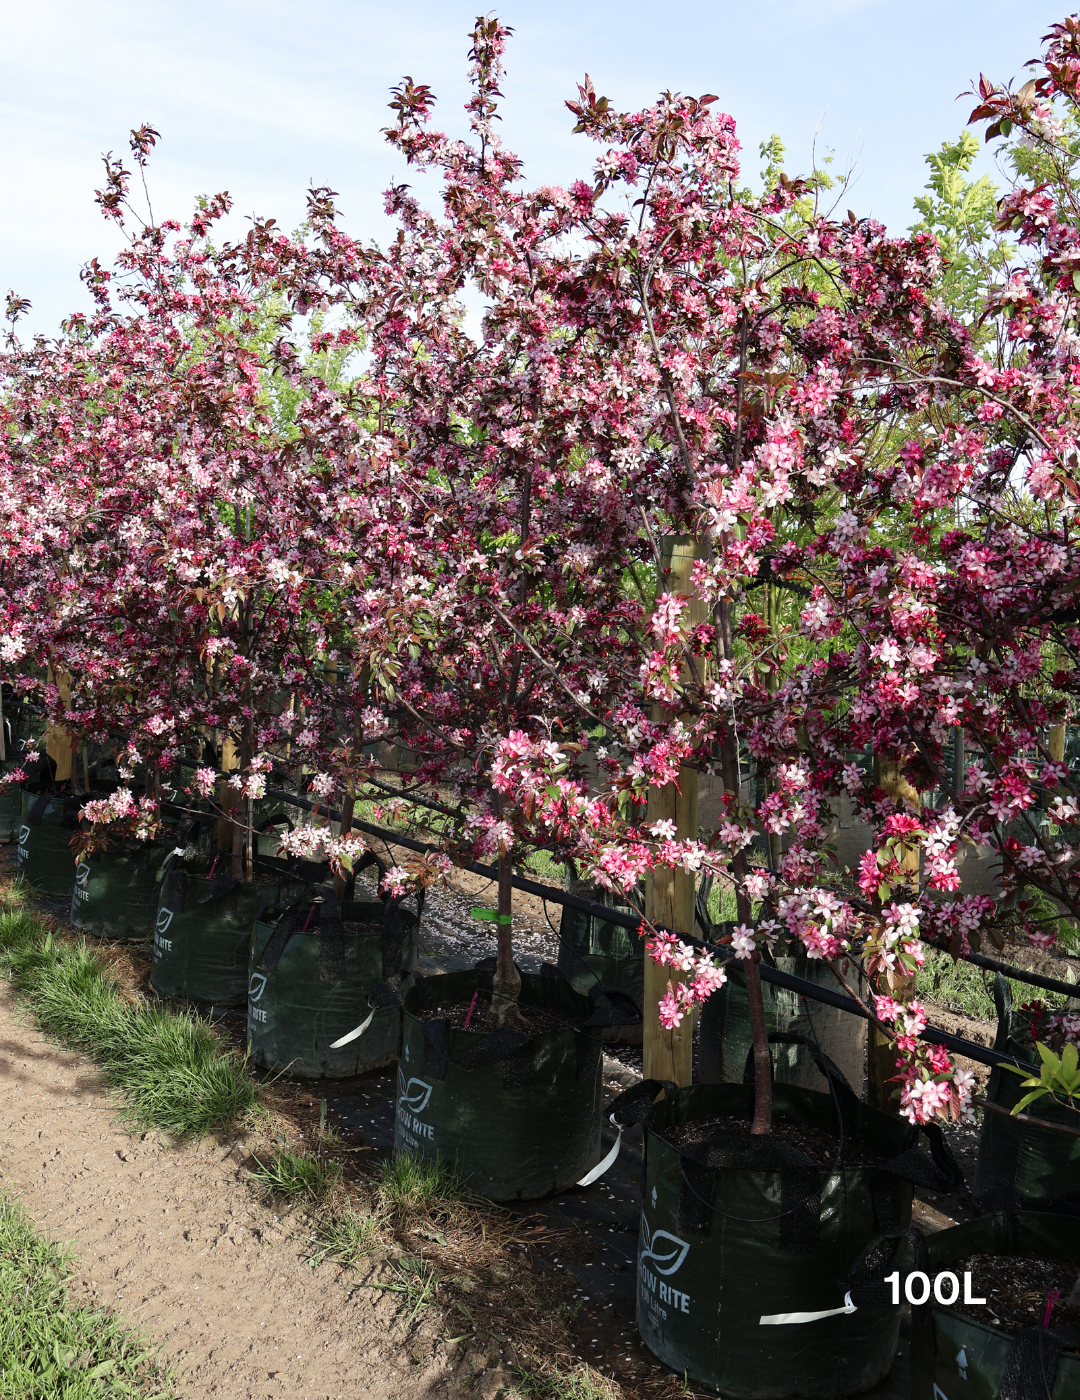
[
  {"left": 512, "top": 1365, "right": 620, "bottom": 1400},
  {"left": 377, "top": 1153, "right": 470, "bottom": 1217},
  {"left": 0, "top": 1192, "right": 172, "bottom": 1398},
  {"left": 309, "top": 1208, "right": 383, "bottom": 1269},
  {"left": 371, "top": 1254, "right": 439, "bottom": 1328},
  {"left": 249, "top": 1147, "right": 342, "bottom": 1202},
  {"left": 0, "top": 907, "right": 257, "bottom": 1139}
]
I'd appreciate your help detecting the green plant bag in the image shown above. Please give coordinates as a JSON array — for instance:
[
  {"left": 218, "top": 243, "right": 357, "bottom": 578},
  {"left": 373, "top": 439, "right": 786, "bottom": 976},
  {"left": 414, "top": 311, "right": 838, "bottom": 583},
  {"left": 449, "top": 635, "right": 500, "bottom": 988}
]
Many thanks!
[
  {"left": 396, "top": 968, "right": 603, "bottom": 1202},
  {"left": 70, "top": 842, "right": 175, "bottom": 939},
  {"left": 556, "top": 898, "right": 647, "bottom": 1010},
  {"left": 0, "top": 781, "right": 19, "bottom": 843},
  {"left": 636, "top": 1079, "right": 929, "bottom": 1398},
  {"left": 975, "top": 975, "right": 1080, "bottom": 1204},
  {"left": 150, "top": 867, "right": 279, "bottom": 1006},
  {"left": 911, "top": 1212, "right": 1080, "bottom": 1400},
  {"left": 248, "top": 892, "right": 418, "bottom": 1079},
  {"left": 698, "top": 953, "right": 866, "bottom": 1095},
  {"left": 15, "top": 789, "right": 78, "bottom": 897}
]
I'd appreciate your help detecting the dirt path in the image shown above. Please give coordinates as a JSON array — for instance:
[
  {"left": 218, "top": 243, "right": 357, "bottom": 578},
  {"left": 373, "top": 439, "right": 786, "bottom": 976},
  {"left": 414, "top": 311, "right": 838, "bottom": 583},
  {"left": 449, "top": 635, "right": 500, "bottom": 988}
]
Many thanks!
[{"left": 0, "top": 989, "right": 461, "bottom": 1400}]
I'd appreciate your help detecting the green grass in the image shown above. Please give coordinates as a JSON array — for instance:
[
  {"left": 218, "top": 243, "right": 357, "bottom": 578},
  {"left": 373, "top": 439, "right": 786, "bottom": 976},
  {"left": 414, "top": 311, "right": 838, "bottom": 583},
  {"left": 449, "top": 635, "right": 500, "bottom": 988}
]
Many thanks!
[
  {"left": 915, "top": 947, "right": 1072, "bottom": 1021},
  {"left": 0, "top": 899, "right": 258, "bottom": 1139},
  {"left": 511, "top": 1362, "right": 617, "bottom": 1400},
  {"left": 376, "top": 1154, "right": 470, "bottom": 1216},
  {"left": 0, "top": 1192, "right": 172, "bottom": 1398},
  {"left": 367, "top": 1254, "right": 439, "bottom": 1328},
  {"left": 308, "top": 1208, "right": 382, "bottom": 1269},
  {"left": 248, "top": 1147, "right": 342, "bottom": 1202}
]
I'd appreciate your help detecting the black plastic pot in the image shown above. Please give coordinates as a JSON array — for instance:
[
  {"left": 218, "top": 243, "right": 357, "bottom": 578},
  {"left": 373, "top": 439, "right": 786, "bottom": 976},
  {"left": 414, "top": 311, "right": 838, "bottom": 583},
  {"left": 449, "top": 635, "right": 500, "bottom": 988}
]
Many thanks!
[
  {"left": 150, "top": 867, "right": 280, "bottom": 1006},
  {"left": 698, "top": 953, "right": 866, "bottom": 1095},
  {"left": 395, "top": 968, "right": 604, "bottom": 1202},
  {"left": 247, "top": 891, "right": 418, "bottom": 1079},
  {"left": 15, "top": 788, "right": 79, "bottom": 897},
  {"left": 911, "top": 1211, "right": 1080, "bottom": 1400},
  {"left": 70, "top": 843, "right": 174, "bottom": 939},
  {"left": 975, "top": 976, "right": 1080, "bottom": 1205},
  {"left": 635, "top": 1077, "right": 942, "bottom": 1398}
]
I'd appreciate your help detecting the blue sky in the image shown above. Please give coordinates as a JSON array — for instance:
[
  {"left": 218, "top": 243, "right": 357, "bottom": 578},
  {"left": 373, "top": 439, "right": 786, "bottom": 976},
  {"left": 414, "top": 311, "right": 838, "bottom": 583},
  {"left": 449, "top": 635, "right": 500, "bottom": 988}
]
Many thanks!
[{"left": 1, "top": 0, "right": 1066, "bottom": 333}]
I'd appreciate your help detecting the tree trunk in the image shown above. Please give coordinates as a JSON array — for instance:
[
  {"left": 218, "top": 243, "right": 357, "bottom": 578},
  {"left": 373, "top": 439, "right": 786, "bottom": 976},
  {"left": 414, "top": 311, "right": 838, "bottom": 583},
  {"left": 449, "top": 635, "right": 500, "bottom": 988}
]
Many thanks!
[
  {"left": 643, "top": 535, "right": 701, "bottom": 1086},
  {"left": 744, "top": 957, "right": 773, "bottom": 1134},
  {"left": 492, "top": 850, "right": 521, "bottom": 1021}
]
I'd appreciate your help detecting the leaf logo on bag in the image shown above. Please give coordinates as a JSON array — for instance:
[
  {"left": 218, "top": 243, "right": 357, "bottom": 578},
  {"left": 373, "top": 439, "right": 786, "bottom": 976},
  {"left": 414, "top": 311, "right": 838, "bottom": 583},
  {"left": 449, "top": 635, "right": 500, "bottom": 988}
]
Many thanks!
[
  {"left": 75, "top": 862, "right": 90, "bottom": 887},
  {"left": 398, "top": 1077, "right": 433, "bottom": 1114},
  {"left": 248, "top": 973, "right": 267, "bottom": 1004},
  {"left": 640, "top": 1218, "right": 690, "bottom": 1276},
  {"left": 18, "top": 825, "right": 29, "bottom": 850},
  {"left": 155, "top": 908, "right": 174, "bottom": 935}
]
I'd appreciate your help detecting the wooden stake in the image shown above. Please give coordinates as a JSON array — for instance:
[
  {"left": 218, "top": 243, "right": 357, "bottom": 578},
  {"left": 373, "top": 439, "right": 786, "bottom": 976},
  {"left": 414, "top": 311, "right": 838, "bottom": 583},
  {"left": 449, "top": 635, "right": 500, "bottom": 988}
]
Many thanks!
[
  {"left": 44, "top": 668, "right": 74, "bottom": 783},
  {"left": 217, "top": 734, "right": 239, "bottom": 855},
  {"left": 643, "top": 536, "right": 703, "bottom": 1086},
  {"left": 867, "top": 755, "right": 921, "bottom": 1113}
]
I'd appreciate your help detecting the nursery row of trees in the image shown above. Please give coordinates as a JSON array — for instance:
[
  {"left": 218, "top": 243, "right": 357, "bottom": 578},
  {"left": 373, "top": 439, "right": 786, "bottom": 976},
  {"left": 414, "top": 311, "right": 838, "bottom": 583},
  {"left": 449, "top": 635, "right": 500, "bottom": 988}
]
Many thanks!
[{"left": 3, "top": 15, "right": 1080, "bottom": 1128}]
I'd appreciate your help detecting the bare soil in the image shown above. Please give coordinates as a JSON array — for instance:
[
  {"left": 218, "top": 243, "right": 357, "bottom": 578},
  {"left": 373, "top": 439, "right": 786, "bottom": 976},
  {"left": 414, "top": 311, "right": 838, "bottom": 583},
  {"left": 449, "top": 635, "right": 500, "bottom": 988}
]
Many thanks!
[
  {"left": 952, "top": 1253, "right": 1080, "bottom": 1338},
  {"left": 415, "top": 993, "right": 586, "bottom": 1035},
  {"left": 662, "top": 1114, "right": 891, "bottom": 1168},
  {"left": 0, "top": 989, "right": 462, "bottom": 1400}
]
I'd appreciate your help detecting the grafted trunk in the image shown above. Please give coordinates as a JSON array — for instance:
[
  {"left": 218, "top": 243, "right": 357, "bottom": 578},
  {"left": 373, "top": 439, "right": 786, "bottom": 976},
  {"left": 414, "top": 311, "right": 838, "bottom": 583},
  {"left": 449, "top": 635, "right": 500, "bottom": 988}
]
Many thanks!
[{"left": 492, "top": 850, "right": 521, "bottom": 1022}]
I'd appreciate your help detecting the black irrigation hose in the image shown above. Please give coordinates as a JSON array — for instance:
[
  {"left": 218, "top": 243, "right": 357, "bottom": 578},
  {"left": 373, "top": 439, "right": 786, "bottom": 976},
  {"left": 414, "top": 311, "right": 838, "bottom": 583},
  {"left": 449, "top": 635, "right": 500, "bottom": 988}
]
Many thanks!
[
  {"left": 261, "top": 789, "right": 1041, "bottom": 1075},
  {"left": 934, "top": 945, "right": 1078, "bottom": 1001}
]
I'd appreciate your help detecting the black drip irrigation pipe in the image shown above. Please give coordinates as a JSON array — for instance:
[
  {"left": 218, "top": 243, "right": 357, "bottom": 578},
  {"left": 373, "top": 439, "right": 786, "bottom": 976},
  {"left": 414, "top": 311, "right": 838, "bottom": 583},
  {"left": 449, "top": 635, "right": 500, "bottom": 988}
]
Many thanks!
[
  {"left": 263, "top": 786, "right": 1048, "bottom": 1076},
  {"left": 266, "top": 787, "right": 1080, "bottom": 999}
]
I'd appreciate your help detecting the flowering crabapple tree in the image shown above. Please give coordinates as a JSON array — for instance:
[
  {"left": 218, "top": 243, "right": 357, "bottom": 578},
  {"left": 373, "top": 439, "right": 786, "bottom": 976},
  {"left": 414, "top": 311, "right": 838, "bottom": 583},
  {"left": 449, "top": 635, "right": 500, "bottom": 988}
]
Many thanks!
[
  {"left": 242, "top": 19, "right": 660, "bottom": 1021},
  {"left": 0, "top": 128, "right": 375, "bottom": 882},
  {"left": 484, "top": 55, "right": 1009, "bottom": 1129}
]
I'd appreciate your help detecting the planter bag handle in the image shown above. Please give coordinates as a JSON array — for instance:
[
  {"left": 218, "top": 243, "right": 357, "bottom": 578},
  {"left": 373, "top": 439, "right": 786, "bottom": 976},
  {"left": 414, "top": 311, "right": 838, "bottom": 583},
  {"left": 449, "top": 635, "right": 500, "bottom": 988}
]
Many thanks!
[
  {"left": 678, "top": 1125, "right": 828, "bottom": 1250},
  {"left": 327, "top": 892, "right": 418, "bottom": 1053},
  {"left": 576, "top": 1078, "right": 679, "bottom": 1188},
  {"left": 23, "top": 753, "right": 56, "bottom": 789},
  {"left": 576, "top": 1076, "right": 678, "bottom": 1190},
  {"left": 255, "top": 887, "right": 346, "bottom": 985},
  {"left": 609, "top": 1077, "right": 679, "bottom": 1128},
  {"left": 836, "top": 1226, "right": 924, "bottom": 1310},
  {"left": 195, "top": 871, "right": 242, "bottom": 920},
  {"left": 759, "top": 1226, "right": 924, "bottom": 1327},
  {"left": 872, "top": 1122, "right": 965, "bottom": 1233},
  {"left": 583, "top": 984, "right": 643, "bottom": 1027},
  {"left": 329, "top": 894, "right": 414, "bottom": 1050},
  {"left": 165, "top": 866, "right": 189, "bottom": 914},
  {"left": 997, "top": 1326, "right": 1069, "bottom": 1400},
  {"left": 977, "top": 1179, "right": 1080, "bottom": 1218},
  {"left": 26, "top": 792, "right": 51, "bottom": 826},
  {"left": 741, "top": 1029, "right": 860, "bottom": 1132}
]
